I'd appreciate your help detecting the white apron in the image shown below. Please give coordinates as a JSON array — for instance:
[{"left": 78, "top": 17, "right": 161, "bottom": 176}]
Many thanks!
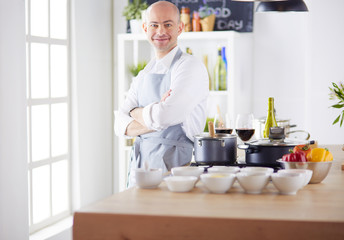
[{"left": 128, "top": 49, "right": 193, "bottom": 187}]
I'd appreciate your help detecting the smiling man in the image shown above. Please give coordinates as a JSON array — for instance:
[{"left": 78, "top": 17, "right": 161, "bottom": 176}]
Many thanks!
[{"left": 114, "top": 1, "right": 209, "bottom": 186}]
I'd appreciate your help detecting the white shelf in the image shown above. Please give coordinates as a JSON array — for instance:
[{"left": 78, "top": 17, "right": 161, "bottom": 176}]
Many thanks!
[{"left": 209, "top": 90, "right": 228, "bottom": 96}]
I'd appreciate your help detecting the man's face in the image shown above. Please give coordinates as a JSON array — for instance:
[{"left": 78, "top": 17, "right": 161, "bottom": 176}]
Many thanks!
[{"left": 143, "top": 5, "right": 183, "bottom": 59}]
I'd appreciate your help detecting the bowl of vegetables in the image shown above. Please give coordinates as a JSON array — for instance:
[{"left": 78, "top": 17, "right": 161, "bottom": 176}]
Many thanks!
[{"left": 277, "top": 145, "right": 333, "bottom": 184}]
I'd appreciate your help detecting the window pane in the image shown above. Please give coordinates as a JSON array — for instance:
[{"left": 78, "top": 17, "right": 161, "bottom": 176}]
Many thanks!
[
  {"left": 26, "top": 43, "right": 30, "bottom": 98},
  {"left": 25, "top": 0, "right": 28, "bottom": 35},
  {"left": 30, "top": 0, "right": 48, "bottom": 37},
  {"left": 27, "top": 106, "right": 31, "bottom": 163},
  {"left": 52, "top": 160, "right": 68, "bottom": 215},
  {"left": 28, "top": 171, "right": 31, "bottom": 226},
  {"left": 51, "top": 103, "right": 68, "bottom": 156},
  {"left": 31, "top": 43, "right": 49, "bottom": 98},
  {"left": 51, "top": 45, "right": 67, "bottom": 97},
  {"left": 32, "top": 165, "right": 50, "bottom": 223},
  {"left": 31, "top": 105, "right": 50, "bottom": 161},
  {"left": 50, "top": 0, "right": 67, "bottom": 39}
]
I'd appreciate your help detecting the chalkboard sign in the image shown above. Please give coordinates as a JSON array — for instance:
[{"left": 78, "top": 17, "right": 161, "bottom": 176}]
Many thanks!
[{"left": 136, "top": 0, "right": 254, "bottom": 32}]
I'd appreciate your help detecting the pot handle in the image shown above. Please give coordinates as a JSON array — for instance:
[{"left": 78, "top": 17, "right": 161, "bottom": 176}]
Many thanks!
[
  {"left": 287, "top": 130, "right": 310, "bottom": 140},
  {"left": 237, "top": 144, "right": 249, "bottom": 150},
  {"left": 237, "top": 144, "right": 259, "bottom": 154}
]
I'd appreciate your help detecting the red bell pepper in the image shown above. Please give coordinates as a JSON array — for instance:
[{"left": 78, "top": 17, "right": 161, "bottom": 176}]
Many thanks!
[
  {"left": 293, "top": 144, "right": 311, "bottom": 157},
  {"left": 282, "top": 150, "right": 307, "bottom": 162}
]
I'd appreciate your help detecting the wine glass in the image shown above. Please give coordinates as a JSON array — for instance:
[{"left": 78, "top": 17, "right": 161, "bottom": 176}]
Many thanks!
[
  {"left": 235, "top": 113, "right": 255, "bottom": 142},
  {"left": 214, "top": 113, "right": 233, "bottom": 134}
]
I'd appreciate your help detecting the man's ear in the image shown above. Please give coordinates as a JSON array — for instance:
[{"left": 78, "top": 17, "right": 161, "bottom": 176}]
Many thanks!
[
  {"left": 143, "top": 22, "right": 147, "bottom": 33},
  {"left": 178, "top": 21, "right": 184, "bottom": 35}
]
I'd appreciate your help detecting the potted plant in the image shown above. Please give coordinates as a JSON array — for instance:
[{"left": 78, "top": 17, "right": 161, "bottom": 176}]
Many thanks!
[
  {"left": 122, "top": 0, "right": 148, "bottom": 34},
  {"left": 199, "top": 0, "right": 216, "bottom": 31},
  {"left": 329, "top": 82, "right": 344, "bottom": 127},
  {"left": 329, "top": 82, "right": 344, "bottom": 150},
  {"left": 128, "top": 61, "right": 147, "bottom": 78}
]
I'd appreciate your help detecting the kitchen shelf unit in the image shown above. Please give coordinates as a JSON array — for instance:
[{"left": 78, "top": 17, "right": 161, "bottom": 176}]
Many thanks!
[{"left": 115, "top": 31, "right": 253, "bottom": 191}]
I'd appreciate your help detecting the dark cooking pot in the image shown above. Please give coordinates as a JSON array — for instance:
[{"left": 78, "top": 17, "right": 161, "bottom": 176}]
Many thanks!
[
  {"left": 238, "top": 127, "right": 312, "bottom": 167},
  {"left": 194, "top": 133, "right": 237, "bottom": 165}
]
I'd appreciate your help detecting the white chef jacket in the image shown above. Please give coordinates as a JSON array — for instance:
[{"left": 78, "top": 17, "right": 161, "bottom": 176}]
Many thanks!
[{"left": 114, "top": 46, "right": 209, "bottom": 141}]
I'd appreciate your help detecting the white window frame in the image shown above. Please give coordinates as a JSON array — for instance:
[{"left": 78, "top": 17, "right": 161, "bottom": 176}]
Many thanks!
[{"left": 26, "top": 0, "right": 72, "bottom": 234}]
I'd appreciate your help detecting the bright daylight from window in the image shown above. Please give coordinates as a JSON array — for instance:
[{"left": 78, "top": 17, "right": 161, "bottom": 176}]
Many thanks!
[{"left": 25, "top": 0, "right": 70, "bottom": 233}]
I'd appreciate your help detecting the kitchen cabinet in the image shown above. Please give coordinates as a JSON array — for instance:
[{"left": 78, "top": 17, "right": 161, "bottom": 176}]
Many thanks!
[{"left": 116, "top": 31, "right": 253, "bottom": 191}]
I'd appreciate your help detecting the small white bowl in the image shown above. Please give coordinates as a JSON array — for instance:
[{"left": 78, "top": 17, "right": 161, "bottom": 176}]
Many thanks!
[
  {"left": 240, "top": 167, "right": 274, "bottom": 175},
  {"left": 134, "top": 168, "right": 163, "bottom": 189},
  {"left": 164, "top": 176, "right": 198, "bottom": 193},
  {"left": 236, "top": 172, "right": 271, "bottom": 194},
  {"left": 200, "top": 173, "right": 236, "bottom": 194},
  {"left": 171, "top": 166, "right": 204, "bottom": 178},
  {"left": 271, "top": 172, "right": 305, "bottom": 195},
  {"left": 207, "top": 166, "right": 240, "bottom": 174},
  {"left": 278, "top": 169, "right": 313, "bottom": 187}
]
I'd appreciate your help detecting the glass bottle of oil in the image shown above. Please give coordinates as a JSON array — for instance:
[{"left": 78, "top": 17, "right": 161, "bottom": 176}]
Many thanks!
[
  {"left": 263, "top": 97, "right": 278, "bottom": 138},
  {"left": 214, "top": 47, "right": 227, "bottom": 91}
]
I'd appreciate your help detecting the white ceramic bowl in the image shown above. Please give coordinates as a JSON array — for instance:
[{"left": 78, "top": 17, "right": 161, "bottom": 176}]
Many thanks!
[
  {"left": 236, "top": 172, "right": 271, "bottom": 194},
  {"left": 164, "top": 176, "right": 198, "bottom": 193},
  {"left": 207, "top": 166, "right": 240, "bottom": 174},
  {"left": 271, "top": 172, "right": 305, "bottom": 195},
  {"left": 171, "top": 166, "right": 204, "bottom": 178},
  {"left": 240, "top": 166, "right": 274, "bottom": 175},
  {"left": 200, "top": 173, "right": 236, "bottom": 194},
  {"left": 278, "top": 169, "right": 313, "bottom": 187},
  {"left": 277, "top": 160, "right": 332, "bottom": 184},
  {"left": 134, "top": 168, "right": 163, "bottom": 189}
]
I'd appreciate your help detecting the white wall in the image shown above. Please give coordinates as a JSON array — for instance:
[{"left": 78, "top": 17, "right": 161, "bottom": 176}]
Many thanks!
[
  {"left": 252, "top": 0, "right": 344, "bottom": 144},
  {"left": 113, "top": 0, "right": 127, "bottom": 193},
  {"left": 305, "top": 0, "right": 344, "bottom": 144},
  {"left": 0, "top": 0, "right": 29, "bottom": 239},
  {"left": 71, "top": 0, "right": 113, "bottom": 209}
]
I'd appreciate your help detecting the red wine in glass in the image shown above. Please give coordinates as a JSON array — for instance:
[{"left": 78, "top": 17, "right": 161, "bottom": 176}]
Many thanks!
[
  {"left": 236, "top": 128, "right": 255, "bottom": 142},
  {"left": 215, "top": 128, "right": 233, "bottom": 134}
]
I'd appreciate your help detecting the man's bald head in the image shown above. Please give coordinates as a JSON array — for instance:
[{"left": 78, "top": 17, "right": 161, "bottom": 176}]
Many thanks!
[{"left": 145, "top": 1, "right": 180, "bottom": 23}]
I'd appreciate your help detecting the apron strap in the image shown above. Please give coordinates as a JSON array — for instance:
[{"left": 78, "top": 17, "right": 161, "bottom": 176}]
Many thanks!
[{"left": 140, "top": 136, "right": 193, "bottom": 149}]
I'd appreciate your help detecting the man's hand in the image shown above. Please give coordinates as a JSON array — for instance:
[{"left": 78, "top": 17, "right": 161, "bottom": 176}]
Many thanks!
[
  {"left": 125, "top": 120, "right": 153, "bottom": 136},
  {"left": 160, "top": 89, "right": 172, "bottom": 102},
  {"left": 126, "top": 107, "right": 155, "bottom": 136},
  {"left": 130, "top": 107, "right": 145, "bottom": 126}
]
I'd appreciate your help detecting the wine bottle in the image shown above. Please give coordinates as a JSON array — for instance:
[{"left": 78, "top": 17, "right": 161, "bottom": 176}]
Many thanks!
[
  {"left": 263, "top": 97, "right": 278, "bottom": 138},
  {"left": 221, "top": 47, "right": 228, "bottom": 71},
  {"left": 214, "top": 47, "right": 227, "bottom": 91},
  {"left": 203, "top": 55, "right": 213, "bottom": 90}
]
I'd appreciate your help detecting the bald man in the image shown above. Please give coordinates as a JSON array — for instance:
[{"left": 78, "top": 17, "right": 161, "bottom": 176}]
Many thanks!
[{"left": 115, "top": 1, "right": 209, "bottom": 186}]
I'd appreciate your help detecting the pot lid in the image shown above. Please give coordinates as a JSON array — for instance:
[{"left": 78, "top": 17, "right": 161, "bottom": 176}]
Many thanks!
[
  {"left": 246, "top": 138, "right": 307, "bottom": 147},
  {"left": 194, "top": 133, "right": 236, "bottom": 140},
  {"left": 257, "top": 117, "right": 290, "bottom": 123}
]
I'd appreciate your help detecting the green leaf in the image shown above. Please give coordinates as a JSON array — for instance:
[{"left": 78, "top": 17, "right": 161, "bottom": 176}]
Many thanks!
[
  {"left": 333, "top": 115, "right": 340, "bottom": 125},
  {"left": 341, "top": 111, "right": 344, "bottom": 127},
  {"left": 331, "top": 104, "right": 344, "bottom": 109}
]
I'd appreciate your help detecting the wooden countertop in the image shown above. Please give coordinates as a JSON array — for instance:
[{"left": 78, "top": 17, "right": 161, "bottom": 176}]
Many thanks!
[{"left": 73, "top": 145, "right": 344, "bottom": 240}]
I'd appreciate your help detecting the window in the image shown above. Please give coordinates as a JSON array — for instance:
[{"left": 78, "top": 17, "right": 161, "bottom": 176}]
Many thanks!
[{"left": 26, "top": 0, "right": 71, "bottom": 233}]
